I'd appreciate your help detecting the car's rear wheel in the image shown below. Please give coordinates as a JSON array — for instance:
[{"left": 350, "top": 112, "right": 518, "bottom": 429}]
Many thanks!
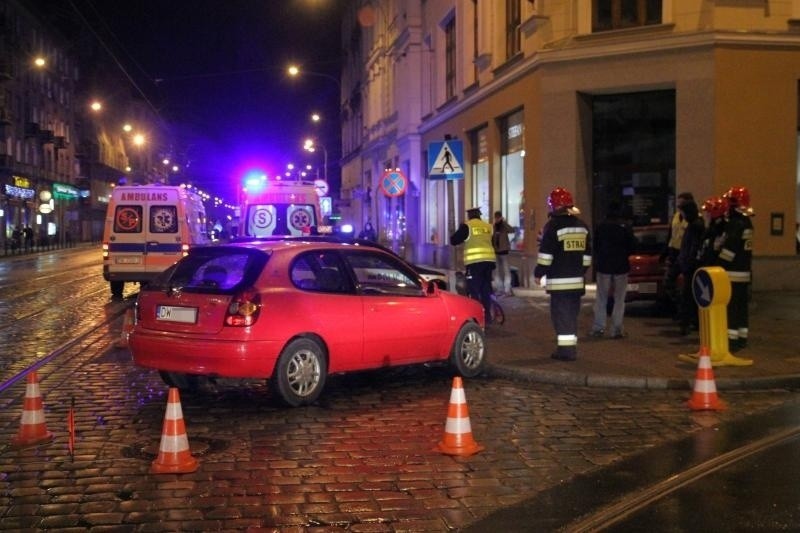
[
  {"left": 159, "top": 371, "right": 200, "bottom": 391},
  {"left": 450, "top": 322, "right": 486, "bottom": 377},
  {"left": 272, "top": 338, "right": 327, "bottom": 407}
]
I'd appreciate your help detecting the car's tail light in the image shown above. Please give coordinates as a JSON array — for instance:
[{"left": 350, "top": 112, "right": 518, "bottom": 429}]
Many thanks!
[
  {"left": 102, "top": 242, "right": 109, "bottom": 259},
  {"left": 181, "top": 244, "right": 190, "bottom": 257},
  {"left": 225, "top": 289, "right": 261, "bottom": 327}
]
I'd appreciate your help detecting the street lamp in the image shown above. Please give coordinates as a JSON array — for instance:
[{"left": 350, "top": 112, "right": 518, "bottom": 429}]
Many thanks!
[
  {"left": 303, "top": 138, "right": 327, "bottom": 182},
  {"left": 287, "top": 64, "right": 342, "bottom": 91}
]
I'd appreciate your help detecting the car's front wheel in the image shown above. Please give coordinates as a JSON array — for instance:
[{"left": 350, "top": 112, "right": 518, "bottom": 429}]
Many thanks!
[
  {"left": 271, "top": 338, "right": 327, "bottom": 407},
  {"left": 450, "top": 322, "right": 486, "bottom": 377}
]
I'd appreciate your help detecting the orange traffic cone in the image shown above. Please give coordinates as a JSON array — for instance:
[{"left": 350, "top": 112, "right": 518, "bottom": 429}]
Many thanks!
[
  {"left": 688, "top": 347, "right": 726, "bottom": 411},
  {"left": 11, "top": 371, "right": 54, "bottom": 448},
  {"left": 151, "top": 387, "right": 198, "bottom": 474},
  {"left": 116, "top": 309, "right": 134, "bottom": 348},
  {"left": 436, "top": 377, "right": 484, "bottom": 456}
]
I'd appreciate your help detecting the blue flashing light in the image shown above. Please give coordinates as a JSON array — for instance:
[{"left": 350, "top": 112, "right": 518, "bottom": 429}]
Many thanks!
[{"left": 243, "top": 172, "right": 268, "bottom": 192}]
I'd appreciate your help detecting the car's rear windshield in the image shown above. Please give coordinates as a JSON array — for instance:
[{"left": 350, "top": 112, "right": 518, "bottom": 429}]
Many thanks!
[
  {"left": 633, "top": 227, "right": 668, "bottom": 254},
  {"left": 150, "top": 247, "right": 269, "bottom": 293}
]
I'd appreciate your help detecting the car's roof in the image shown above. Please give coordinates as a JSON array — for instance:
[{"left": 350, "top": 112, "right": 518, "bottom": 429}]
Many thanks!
[{"left": 210, "top": 237, "right": 394, "bottom": 255}]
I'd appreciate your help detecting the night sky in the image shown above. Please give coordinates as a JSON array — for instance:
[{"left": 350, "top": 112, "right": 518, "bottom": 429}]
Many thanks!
[{"left": 46, "top": 0, "right": 347, "bottom": 202}]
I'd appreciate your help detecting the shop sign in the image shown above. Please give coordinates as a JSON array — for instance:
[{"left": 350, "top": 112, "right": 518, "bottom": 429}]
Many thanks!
[
  {"left": 53, "top": 182, "right": 80, "bottom": 200},
  {"left": 4, "top": 184, "right": 35, "bottom": 200},
  {"left": 12, "top": 175, "right": 31, "bottom": 189}
]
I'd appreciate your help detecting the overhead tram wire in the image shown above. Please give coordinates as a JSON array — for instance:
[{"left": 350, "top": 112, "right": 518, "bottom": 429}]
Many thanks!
[{"left": 65, "top": 0, "right": 165, "bottom": 126}]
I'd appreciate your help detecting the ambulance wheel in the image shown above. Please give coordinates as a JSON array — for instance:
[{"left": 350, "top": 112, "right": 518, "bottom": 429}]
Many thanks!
[{"left": 110, "top": 281, "right": 124, "bottom": 298}]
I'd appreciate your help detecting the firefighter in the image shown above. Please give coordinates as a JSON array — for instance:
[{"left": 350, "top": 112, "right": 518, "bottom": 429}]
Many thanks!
[
  {"left": 450, "top": 207, "right": 496, "bottom": 325},
  {"left": 718, "top": 186, "right": 754, "bottom": 352},
  {"left": 534, "top": 188, "right": 592, "bottom": 361},
  {"left": 697, "top": 195, "right": 729, "bottom": 267}
]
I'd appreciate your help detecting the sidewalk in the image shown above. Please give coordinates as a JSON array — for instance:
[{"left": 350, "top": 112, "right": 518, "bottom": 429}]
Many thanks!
[{"left": 485, "top": 287, "right": 800, "bottom": 390}]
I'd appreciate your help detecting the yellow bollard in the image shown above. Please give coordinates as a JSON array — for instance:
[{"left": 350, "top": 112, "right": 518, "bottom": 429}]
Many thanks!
[{"left": 678, "top": 267, "right": 753, "bottom": 367}]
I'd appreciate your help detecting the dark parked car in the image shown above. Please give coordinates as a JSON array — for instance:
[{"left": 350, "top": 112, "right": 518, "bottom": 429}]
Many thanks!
[{"left": 626, "top": 224, "right": 670, "bottom": 302}]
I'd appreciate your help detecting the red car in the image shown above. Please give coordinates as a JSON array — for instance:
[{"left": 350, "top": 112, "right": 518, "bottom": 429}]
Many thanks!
[
  {"left": 626, "top": 224, "right": 670, "bottom": 302},
  {"left": 130, "top": 239, "right": 486, "bottom": 406}
]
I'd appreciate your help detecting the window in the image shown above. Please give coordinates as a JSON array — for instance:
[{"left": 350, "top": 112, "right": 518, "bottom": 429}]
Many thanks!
[
  {"left": 499, "top": 110, "right": 525, "bottom": 250},
  {"left": 113, "top": 205, "right": 143, "bottom": 233},
  {"left": 149, "top": 206, "right": 178, "bottom": 233},
  {"left": 593, "top": 0, "right": 662, "bottom": 32},
  {"left": 291, "top": 251, "right": 351, "bottom": 294},
  {"left": 444, "top": 16, "right": 456, "bottom": 100},
  {"left": 506, "top": 0, "right": 521, "bottom": 59},
  {"left": 345, "top": 252, "right": 423, "bottom": 297}
]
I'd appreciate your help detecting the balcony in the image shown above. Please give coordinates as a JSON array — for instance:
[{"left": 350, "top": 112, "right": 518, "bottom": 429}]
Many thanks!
[
  {"left": 24, "top": 122, "right": 40, "bottom": 137},
  {"left": 39, "top": 129, "right": 54, "bottom": 144}
]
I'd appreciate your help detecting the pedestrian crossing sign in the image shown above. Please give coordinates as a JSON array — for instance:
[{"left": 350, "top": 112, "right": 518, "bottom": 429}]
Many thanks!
[{"left": 428, "top": 140, "right": 464, "bottom": 180}]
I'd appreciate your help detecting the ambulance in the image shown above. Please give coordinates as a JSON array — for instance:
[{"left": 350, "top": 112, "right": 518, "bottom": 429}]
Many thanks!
[
  {"left": 102, "top": 184, "right": 209, "bottom": 297},
  {"left": 240, "top": 178, "right": 329, "bottom": 238}
]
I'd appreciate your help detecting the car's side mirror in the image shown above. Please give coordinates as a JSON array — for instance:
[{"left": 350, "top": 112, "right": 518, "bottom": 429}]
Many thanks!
[{"left": 426, "top": 280, "right": 439, "bottom": 295}]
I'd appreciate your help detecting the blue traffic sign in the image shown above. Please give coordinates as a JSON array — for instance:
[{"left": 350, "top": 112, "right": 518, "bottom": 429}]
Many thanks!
[
  {"left": 693, "top": 269, "right": 714, "bottom": 308},
  {"left": 428, "top": 140, "right": 464, "bottom": 180}
]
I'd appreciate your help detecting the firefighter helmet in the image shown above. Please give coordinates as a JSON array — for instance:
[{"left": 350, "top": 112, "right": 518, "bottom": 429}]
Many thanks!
[
  {"left": 724, "top": 186, "right": 750, "bottom": 210},
  {"left": 701, "top": 196, "right": 729, "bottom": 220},
  {"left": 547, "top": 187, "right": 575, "bottom": 213}
]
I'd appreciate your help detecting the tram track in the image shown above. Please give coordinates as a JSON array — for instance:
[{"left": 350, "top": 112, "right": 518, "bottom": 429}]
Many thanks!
[
  {"left": 564, "top": 424, "right": 800, "bottom": 532},
  {"left": 0, "top": 304, "right": 130, "bottom": 396}
]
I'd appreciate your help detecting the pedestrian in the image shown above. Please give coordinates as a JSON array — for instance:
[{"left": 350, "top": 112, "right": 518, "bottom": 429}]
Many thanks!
[
  {"left": 590, "top": 200, "right": 635, "bottom": 339},
  {"left": 676, "top": 200, "right": 705, "bottom": 336},
  {"left": 23, "top": 225, "right": 33, "bottom": 250},
  {"left": 358, "top": 221, "right": 377, "bottom": 242},
  {"left": 534, "top": 187, "right": 591, "bottom": 361},
  {"left": 450, "top": 206, "right": 496, "bottom": 325},
  {"left": 661, "top": 191, "right": 694, "bottom": 313},
  {"left": 718, "top": 186, "right": 754, "bottom": 352},
  {"left": 11, "top": 225, "right": 21, "bottom": 251},
  {"left": 492, "top": 210, "right": 514, "bottom": 296}
]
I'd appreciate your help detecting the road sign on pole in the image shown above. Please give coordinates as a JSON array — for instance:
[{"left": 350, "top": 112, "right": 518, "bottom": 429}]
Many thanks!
[
  {"left": 380, "top": 169, "right": 407, "bottom": 197},
  {"left": 428, "top": 140, "right": 464, "bottom": 180}
]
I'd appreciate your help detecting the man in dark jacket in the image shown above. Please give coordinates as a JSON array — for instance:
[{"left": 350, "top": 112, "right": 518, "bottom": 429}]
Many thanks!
[
  {"left": 590, "top": 201, "right": 635, "bottom": 339},
  {"left": 534, "top": 187, "right": 591, "bottom": 361},
  {"left": 676, "top": 200, "right": 705, "bottom": 335}
]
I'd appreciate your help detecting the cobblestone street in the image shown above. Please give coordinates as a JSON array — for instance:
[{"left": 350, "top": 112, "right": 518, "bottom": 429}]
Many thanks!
[{"left": 0, "top": 323, "right": 794, "bottom": 531}]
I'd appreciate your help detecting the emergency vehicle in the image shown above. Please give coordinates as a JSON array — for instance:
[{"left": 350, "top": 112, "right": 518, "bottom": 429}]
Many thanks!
[
  {"left": 240, "top": 178, "right": 329, "bottom": 237},
  {"left": 102, "top": 185, "right": 209, "bottom": 297}
]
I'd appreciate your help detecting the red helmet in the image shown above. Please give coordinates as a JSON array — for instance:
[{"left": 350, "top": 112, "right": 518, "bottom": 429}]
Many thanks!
[
  {"left": 701, "top": 196, "right": 728, "bottom": 219},
  {"left": 724, "top": 186, "right": 750, "bottom": 210},
  {"left": 547, "top": 187, "right": 574, "bottom": 212}
]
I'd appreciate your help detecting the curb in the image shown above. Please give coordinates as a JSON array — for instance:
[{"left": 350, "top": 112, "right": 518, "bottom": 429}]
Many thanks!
[{"left": 487, "top": 364, "right": 800, "bottom": 391}]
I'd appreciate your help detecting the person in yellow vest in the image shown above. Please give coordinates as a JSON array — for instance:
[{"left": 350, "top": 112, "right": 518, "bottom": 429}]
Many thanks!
[
  {"left": 660, "top": 191, "right": 694, "bottom": 313},
  {"left": 450, "top": 207, "right": 497, "bottom": 325}
]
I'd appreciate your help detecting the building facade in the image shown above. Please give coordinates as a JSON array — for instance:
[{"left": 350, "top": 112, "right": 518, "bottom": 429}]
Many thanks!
[
  {"left": 340, "top": 0, "right": 800, "bottom": 290},
  {"left": 0, "top": 0, "right": 183, "bottom": 250}
]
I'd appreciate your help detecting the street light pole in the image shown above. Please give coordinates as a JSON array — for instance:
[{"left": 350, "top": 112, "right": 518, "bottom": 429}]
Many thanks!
[{"left": 303, "top": 138, "right": 327, "bottom": 182}]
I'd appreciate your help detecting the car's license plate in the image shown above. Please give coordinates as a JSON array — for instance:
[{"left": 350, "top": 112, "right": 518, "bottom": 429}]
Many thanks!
[
  {"left": 115, "top": 256, "right": 141, "bottom": 264},
  {"left": 156, "top": 305, "right": 197, "bottom": 323},
  {"left": 638, "top": 282, "right": 657, "bottom": 294}
]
